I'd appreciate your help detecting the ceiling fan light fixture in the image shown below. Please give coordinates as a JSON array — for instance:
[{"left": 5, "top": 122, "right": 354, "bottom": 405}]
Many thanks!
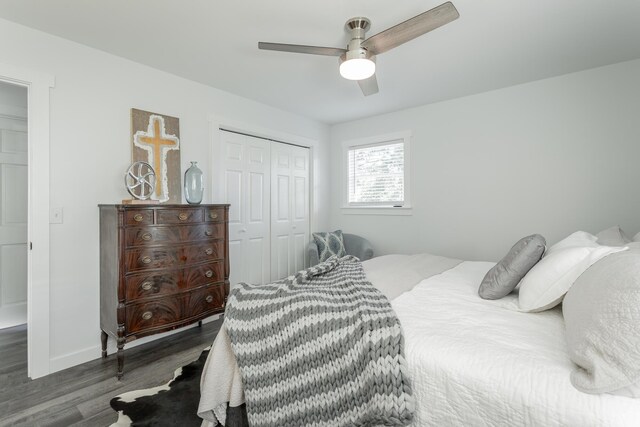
[
  {"left": 339, "top": 49, "right": 375, "bottom": 81},
  {"left": 259, "top": 2, "right": 460, "bottom": 94}
]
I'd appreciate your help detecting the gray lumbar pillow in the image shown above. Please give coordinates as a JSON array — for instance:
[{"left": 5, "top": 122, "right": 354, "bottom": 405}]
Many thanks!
[
  {"left": 478, "top": 234, "right": 546, "bottom": 300},
  {"left": 595, "top": 225, "right": 631, "bottom": 246},
  {"left": 563, "top": 242, "right": 640, "bottom": 396}
]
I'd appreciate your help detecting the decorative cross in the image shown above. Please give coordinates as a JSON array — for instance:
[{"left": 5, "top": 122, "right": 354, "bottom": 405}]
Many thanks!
[{"left": 135, "top": 116, "right": 179, "bottom": 201}]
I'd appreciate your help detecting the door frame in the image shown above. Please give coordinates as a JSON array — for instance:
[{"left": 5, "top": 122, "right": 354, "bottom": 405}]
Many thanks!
[
  {"left": 207, "top": 115, "right": 317, "bottom": 236},
  {"left": 0, "top": 62, "right": 55, "bottom": 379}
]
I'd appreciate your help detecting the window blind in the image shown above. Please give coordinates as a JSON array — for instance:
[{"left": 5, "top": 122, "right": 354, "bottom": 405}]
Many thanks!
[{"left": 347, "top": 140, "right": 404, "bottom": 205}]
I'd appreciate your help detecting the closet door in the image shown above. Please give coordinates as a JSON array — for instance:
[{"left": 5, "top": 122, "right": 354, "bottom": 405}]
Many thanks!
[
  {"left": 220, "top": 131, "right": 271, "bottom": 288},
  {"left": 271, "top": 143, "right": 310, "bottom": 280}
]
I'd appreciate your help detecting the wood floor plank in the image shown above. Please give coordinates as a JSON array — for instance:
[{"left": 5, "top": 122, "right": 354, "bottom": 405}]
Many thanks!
[
  {"left": 2, "top": 403, "right": 84, "bottom": 427},
  {"left": 71, "top": 407, "right": 118, "bottom": 427},
  {"left": 0, "top": 319, "right": 222, "bottom": 427}
]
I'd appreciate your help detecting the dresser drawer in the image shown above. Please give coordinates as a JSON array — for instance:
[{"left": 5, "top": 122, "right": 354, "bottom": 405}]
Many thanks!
[
  {"left": 125, "top": 240, "right": 224, "bottom": 272},
  {"left": 124, "top": 261, "right": 224, "bottom": 301},
  {"left": 126, "top": 295, "right": 183, "bottom": 333},
  {"left": 124, "top": 223, "right": 225, "bottom": 247},
  {"left": 156, "top": 208, "right": 203, "bottom": 224},
  {"left": 125, "top": 284, "right": 225, "bottom": 334},
  {"left": 124, "top": 209, "right": 153, "bottom": 226},
  {"left": 205, "top": 207, "right": 225, "bottom": 222},
  {"left": 186, "top": 284, "right": 226, "bottom": 316}
]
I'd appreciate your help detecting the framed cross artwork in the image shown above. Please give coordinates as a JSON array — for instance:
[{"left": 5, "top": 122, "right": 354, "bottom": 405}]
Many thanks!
[{"left": 130, "top": 108, "right": 181, "bottom": 203}]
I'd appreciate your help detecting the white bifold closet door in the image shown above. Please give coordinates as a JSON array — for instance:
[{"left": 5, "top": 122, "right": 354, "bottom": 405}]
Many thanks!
[
  {"left": 270, "top": 143, "right": 310, "bottom": 281},
  {"left": 219, "top": 130, "right": 310, "bottom": 288},
  {"left": 221, "top": 131, "right": 272, "bottom": 289}
]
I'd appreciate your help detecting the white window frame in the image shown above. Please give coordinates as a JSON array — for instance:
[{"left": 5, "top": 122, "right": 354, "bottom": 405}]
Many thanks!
[{"left": 341, "top": 131, "right": 412, "bottom": 216}]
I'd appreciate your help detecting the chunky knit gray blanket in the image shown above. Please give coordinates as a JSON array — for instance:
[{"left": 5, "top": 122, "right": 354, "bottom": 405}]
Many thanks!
[{"left": 224, "top": 255, "right": 415, "bottom": 427}]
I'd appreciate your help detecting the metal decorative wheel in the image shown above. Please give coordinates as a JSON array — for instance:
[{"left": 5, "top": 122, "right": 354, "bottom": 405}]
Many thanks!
[{"left": 124, "top": 161, "right": 156, "bottom": 200}]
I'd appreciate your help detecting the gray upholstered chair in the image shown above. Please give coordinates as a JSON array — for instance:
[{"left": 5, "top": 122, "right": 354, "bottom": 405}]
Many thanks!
[{"left": 308, "top": 233, "right": 374, "bottom": 266}]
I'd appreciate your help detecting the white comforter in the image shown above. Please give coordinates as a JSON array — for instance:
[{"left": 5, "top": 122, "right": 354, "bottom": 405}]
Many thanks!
[{"left": 393, "top": 261, "right": 640, "bottom": 427}]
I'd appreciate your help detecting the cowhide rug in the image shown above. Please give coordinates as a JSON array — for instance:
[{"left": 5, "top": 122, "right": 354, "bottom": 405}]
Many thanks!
[{"left": 110, "top": 347, "right": 246, "bottom": 427}]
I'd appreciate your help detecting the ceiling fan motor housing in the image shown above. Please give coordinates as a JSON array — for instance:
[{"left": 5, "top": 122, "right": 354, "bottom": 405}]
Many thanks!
[{"left": 345, "top": 17, "right": 371, "bottom": 51}]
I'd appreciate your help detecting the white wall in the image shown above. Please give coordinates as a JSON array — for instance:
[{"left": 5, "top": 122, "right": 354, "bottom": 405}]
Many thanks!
[
  {"left": 330, "top": 59, "right": 640, "bottom": 261},
  {"left": 0, "top": 18, "right": 330, "bottom": 373}
]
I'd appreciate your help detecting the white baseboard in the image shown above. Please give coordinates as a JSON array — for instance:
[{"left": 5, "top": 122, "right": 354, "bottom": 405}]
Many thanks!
[
  {"left": 50, "top": 345, "right": 99, "bottom": 373},
  {"left": 48, "top": 314, "right": 221, "bottom": 375}
]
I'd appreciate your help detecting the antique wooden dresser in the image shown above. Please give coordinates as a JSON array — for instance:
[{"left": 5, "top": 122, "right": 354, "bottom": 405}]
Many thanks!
[{"left": 99, "top": 204, "right": 229, "bottom": 379}]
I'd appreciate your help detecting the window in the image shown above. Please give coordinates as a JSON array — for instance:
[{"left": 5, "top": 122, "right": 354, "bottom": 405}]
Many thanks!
[{"left": 343, "top": 131, "right": 411, "bottom": 212}]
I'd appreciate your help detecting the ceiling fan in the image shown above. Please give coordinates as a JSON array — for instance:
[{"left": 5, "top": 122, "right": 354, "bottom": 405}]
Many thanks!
[{"left": 258, "top": 2, "right": 459, "bottom": 96}]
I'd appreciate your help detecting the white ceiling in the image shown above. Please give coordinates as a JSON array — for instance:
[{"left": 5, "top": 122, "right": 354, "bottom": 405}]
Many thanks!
[{"left": 1, "top": 0, "right": 639, "bottom": 124}]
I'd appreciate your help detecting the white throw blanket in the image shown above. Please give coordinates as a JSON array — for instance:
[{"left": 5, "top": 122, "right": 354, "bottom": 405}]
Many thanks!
[{"left": 198, "top": 325, "right": 244, "bottom": 427}]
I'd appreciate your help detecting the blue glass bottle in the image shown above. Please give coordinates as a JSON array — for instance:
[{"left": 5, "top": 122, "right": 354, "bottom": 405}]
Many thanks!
[{"left": 184, "top": 161, "right": 204, "bottom": 204}]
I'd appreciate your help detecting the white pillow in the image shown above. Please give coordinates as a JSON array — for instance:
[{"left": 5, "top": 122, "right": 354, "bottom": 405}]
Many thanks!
[
  {"left": 563, "top": 244, "right": 640, "bottom": 396},
  {"left": 596, "top": 226, "right": 631, "bottom": 246},
  {"left": 546, "top": 231, "right": 597, "bottom": 254},
  {"left": 518, "top": 232, "right": 626, "bottom": 312},
  {"left": 634, "top": 232, "right": 640, "bottom": 242}
]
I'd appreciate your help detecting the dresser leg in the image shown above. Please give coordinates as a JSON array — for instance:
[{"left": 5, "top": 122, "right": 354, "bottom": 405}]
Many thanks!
[
  {"left": 101, "top": 330, "right": 108, "bottom": 358},
  {"left": 198, "top": 320, "right": 203, "bottom": 328},
  {"left": 117, "top": 339, "right": 125, "bottom": 380}
]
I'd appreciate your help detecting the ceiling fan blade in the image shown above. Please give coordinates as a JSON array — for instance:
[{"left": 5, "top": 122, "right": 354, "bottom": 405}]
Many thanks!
[
  {"left": 358, "top": 74, "right": 379, "bottom": 96},
  {"left": 258, "top": 42, "right": 346, "bottom": 57},
  {"left": 361, "top": 2, "right": 459, "bottom": 55}
]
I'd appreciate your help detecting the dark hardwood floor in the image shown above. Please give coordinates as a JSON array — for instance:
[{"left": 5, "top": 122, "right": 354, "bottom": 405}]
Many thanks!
[{"left": 0, "top": 319, "right": 222, "bottom": 427}]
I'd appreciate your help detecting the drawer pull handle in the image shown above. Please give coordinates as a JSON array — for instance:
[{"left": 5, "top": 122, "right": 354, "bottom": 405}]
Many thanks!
[
  {"left": 205, "top": 248, "right": 213, "bottom": 256},
  {"left": 141, "top": 282, "right": 153, "bottom": 291},
  {"left": 205, "top": 230, "right": 213, "bottom": 237},
  {"left": 205, "top": 270, "right": 213, "bottom": 278},
  {"left": 141, "top": 232, "right": 152, "bottom": 241},
  {"left": 133, "top": 213, "right": 144, "bottom": 222},
  {"left": 206, "top": 295, "right": 214, "bottom": 303},
  {"left": 141, "top": 256, "right": 152, "bottom": 264},
  {"left": 209, "top": 212, "right": 218, "bottom": 220},
  {"left": 178, "top": 212, "right": 188, "bottom": 221},
  {"left": 142, "top": 311, "right": 153, "bottom": 320}
]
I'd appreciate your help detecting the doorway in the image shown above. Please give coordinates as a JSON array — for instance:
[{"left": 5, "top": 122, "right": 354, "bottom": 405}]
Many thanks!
[
  {"left": 0, "top": 64, "right": 54, "bottom": 379},
  {"left": 0, "top": 80, "right": 28, "bottom": 330}
]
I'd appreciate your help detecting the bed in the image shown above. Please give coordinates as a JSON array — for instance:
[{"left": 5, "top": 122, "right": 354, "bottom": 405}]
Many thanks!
[
  {"left": 199, "top": 253, "right": 640, "bottom": 426},
  {"left": 388, "top": 258, "right": 640, "bottom": 426}
]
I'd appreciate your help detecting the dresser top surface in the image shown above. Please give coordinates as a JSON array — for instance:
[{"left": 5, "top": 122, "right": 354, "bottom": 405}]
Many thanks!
[{"left": 98, "top": 204, "right": 230, "bottom": 208}]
